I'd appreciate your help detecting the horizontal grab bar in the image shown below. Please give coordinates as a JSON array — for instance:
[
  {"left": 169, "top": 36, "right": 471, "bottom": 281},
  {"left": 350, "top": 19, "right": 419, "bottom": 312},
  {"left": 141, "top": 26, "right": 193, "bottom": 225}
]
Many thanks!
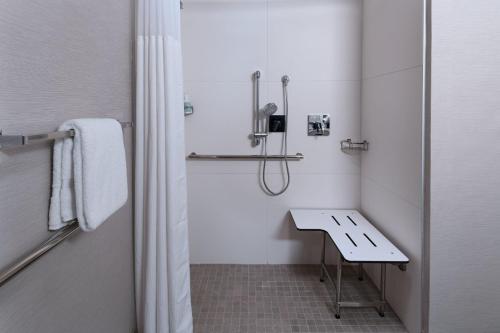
[
  {"left": 0, "top": 121, "right": 133, "bottom": 150},
  {"left": 0, "top": 222, "right": 80, "bottom": 287},
  {"left": 187, "top": 152, "right": 304, "bottom": 161}
]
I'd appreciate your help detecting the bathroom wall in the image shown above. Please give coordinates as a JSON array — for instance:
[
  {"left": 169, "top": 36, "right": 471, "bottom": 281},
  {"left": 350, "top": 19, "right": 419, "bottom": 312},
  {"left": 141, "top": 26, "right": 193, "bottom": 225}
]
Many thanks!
[
  {"left": 360, "top": 1, "right": 423, "bottom": 333},
  {"left": 182, "top": 0, "right": 363, "bottom": 264},
  {"left": 0, "top": 1, "right": 135, "bottom": 332},
  {"left": 427, "top": 1, "right": 500, "bottom": 332}
]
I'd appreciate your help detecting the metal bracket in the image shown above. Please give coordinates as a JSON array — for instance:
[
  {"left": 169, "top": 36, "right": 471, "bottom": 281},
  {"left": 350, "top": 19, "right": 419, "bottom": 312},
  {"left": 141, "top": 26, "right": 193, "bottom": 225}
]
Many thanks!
[
  {"left": 0, "top": 122, "right": 132, "bottom": 150},
  {"left": 0, "top": 130, "right": 26, "bottom": 149}
]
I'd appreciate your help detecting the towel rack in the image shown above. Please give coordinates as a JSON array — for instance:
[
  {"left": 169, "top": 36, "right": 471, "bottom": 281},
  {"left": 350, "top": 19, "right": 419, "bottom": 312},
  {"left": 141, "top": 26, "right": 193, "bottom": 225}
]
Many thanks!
[
  {"left": 0, "top": 222, "right": 80, "bottom": 287},
  {"left": 187, "top": 152, "right": 305, "bottom": 161},
  {"left": 0, "top": 120, "right": 132, "bottom": 287},
  {"left": 0, "top": 121, "right": 133, "bottom": 150}
]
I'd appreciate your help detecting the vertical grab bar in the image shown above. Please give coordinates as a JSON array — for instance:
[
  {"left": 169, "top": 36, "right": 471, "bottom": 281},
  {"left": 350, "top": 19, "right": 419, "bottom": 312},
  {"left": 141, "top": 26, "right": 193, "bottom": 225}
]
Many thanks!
[{"left": 253, "top": 70, "right": 261, "bottom": 146}]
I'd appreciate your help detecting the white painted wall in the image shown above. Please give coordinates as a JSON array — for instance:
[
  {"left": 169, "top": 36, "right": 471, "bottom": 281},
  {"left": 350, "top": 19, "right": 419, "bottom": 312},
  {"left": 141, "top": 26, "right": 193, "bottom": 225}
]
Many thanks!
[
  {"left": 428, "top": 1, "right": 500, "bottom": 332},
  {"left": 361, "top": 1, "right": 423, "bottom": 333},
  {"left": 182, "top": 0, "right": 363, "bottom": 264}
]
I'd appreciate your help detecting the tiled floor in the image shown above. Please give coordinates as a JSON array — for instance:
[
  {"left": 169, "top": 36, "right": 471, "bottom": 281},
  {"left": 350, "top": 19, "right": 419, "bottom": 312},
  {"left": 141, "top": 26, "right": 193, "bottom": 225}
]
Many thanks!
[{"left": 191, "top": 265, "right": 407, "bottom": 333}]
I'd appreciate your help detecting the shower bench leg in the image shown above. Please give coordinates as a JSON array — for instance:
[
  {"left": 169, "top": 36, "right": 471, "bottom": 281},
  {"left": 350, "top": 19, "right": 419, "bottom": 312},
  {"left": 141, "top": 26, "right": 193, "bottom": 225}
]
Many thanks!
[
  {"left": 319, "top": 231, "right": 326, "bottom": 282},
  {"left": 318, "top": 231, "right": 387, "bottom": 319}
]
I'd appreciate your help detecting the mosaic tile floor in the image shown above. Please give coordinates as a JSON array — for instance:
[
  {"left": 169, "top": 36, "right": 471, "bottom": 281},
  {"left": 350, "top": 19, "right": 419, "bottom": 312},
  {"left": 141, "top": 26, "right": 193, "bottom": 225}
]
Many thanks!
[{"left": 191, "top": 265, "right": 407, "bottom": 333}]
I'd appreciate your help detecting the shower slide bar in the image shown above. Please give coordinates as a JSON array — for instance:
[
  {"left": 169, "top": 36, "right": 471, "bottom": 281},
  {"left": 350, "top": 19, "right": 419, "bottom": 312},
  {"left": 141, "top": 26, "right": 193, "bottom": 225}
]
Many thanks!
[
  {"left": 0, "top": 120, "right": 132, "bottom": 287},
  {"left": 0, "top": 121, "right": 133, "bottom": 150},
  {"left": 187, "top": 152, "right": 304, "bottom": 161}
]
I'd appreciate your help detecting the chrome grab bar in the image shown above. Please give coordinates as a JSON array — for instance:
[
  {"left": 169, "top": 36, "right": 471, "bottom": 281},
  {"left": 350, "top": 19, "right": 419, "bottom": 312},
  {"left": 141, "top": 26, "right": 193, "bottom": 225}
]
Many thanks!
[
  {"left": 187, "top": 152, "right": 304, "bottom": 161},
  {"left": 252, "top": 70, "right": 262, "bottom": 146},
  {"left": 0, "top": 121, "right": 133, "bottom": 150},
  {"left": 0, "top": 222, "right": 80, "bottom": 287}
]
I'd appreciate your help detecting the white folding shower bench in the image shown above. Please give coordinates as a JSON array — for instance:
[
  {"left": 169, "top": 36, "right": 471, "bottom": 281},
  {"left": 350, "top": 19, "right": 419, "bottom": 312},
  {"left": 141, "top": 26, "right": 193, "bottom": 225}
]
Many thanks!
[{"left": 290, "top": 209, "right": 409, "bottom": 319}]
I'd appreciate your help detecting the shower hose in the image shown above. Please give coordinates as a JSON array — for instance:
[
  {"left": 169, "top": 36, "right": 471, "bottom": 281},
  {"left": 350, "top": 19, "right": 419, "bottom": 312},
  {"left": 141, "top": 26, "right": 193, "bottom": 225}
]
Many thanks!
[{"left": 262, "top": 76, "right": 290, "bottom": 196}]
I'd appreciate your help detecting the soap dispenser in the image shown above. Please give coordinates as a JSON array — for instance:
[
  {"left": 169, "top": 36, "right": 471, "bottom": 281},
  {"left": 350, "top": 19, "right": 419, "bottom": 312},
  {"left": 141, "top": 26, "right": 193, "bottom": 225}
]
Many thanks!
[{"left": 184, "top": 94, "right": 194, "bottom": 116}]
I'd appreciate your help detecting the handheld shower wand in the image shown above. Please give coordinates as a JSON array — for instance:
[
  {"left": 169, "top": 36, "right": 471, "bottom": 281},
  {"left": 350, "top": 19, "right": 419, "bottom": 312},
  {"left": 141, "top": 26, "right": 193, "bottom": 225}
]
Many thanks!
[
  {"left": 261, "top": 75, "right": 291, "bottom": 196},
  {"left": 260, "top": 103, "right": 278, "bottom": 133},
  {"left": 260, "top": 103, "right": 278, "bottom": 117}
]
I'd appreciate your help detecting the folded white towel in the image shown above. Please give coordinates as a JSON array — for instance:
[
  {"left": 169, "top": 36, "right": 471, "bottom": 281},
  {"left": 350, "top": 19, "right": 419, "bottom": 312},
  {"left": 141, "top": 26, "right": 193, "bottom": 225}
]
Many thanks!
[{"left": 49, "top": 118, "right": 128, "bottom": 231}]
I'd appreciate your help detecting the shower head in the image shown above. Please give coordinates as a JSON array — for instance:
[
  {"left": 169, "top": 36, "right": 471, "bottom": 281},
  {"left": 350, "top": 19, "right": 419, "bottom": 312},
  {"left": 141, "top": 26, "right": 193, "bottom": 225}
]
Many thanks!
[{"left": 260, "top": 103, "right": 278, "bottom": 116}]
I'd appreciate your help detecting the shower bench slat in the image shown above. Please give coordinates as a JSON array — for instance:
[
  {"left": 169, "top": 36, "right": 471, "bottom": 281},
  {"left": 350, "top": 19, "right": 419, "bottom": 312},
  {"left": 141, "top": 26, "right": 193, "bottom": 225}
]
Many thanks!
[{"left": 289, "top": 209, "right": 409, "bottom": 319}]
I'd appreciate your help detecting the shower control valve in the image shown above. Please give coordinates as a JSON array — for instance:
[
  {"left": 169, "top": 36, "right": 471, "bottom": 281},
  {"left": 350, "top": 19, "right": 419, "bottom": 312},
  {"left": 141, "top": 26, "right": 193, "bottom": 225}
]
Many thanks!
[{"left": 308, "top": 114, "right": 330, "bottom": 136}]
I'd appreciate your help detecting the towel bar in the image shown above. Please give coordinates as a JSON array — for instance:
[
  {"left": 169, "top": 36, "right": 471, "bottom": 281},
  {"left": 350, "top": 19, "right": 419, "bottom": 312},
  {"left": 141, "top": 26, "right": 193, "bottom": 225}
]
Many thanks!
[
  {"left": 0, "top": 121, "right": 133, "bottom": 150},
  {"left": 0, "top": 222, "right": 80, "bottom": 287},
  {"left": 0, "top": 120, "right": 133, "bottom": 286}
]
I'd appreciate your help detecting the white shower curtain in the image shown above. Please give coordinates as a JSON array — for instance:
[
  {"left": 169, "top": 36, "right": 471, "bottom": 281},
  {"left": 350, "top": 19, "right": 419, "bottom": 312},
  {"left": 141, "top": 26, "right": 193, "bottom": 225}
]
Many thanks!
[{"left": 135, "top": 0, "right": 193, "bottom": 332}]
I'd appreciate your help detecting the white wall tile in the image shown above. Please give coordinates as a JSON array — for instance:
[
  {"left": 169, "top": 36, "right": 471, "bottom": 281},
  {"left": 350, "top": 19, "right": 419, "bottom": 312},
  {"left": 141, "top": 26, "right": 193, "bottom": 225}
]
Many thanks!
[
  {"left": 363, "top": 0, "right": 423, "bottom": 78},
  {"left": 266, "top": 174, "right": 361, "bottom": 264},
  {"left": 361, "top": 177, "right": 422, "bottom": 333},
  {"left": 361, "top": 2, "right": 423, "bottom": 332},
  {"left": 361, "top": 178, "right": 421, "bottom": 265},
  {"left": 268, "top": 0, "right": 362, "bottom": 81},
  {"left": 187, "top": 173, "right": 267, "bottom": 264},
  {"left": 361, "top": 67, "right": 423, "bottom": 207},
  {"left": 265, "top": 80, "right": 361, "bottom": 175},
  {"left": 184, "top": 81, "right": 265, "bottom": 174},
  {"left": 183, "top": 0, "right": 363, "bottom": 265},
  {"left": 186, "top": 80, "right": 362, "bottom": 175},
  {"left": 181, "top": 0, "right": 267, "bottom": 82}
]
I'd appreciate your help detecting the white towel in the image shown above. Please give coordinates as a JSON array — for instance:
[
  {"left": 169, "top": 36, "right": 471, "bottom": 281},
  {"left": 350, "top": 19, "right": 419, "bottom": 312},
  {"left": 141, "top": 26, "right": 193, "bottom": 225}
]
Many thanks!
[{"left": 49, "top": 118, "right": 128, "bottom": 231}]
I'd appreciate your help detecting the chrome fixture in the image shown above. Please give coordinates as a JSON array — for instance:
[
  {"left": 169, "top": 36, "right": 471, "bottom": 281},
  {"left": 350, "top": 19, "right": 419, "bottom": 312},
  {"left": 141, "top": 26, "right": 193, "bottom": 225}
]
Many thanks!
[
  {"left": 0, "top": 222, "right": 80, "bottom": 287},
  {"left": 184, "top": 94, "right": 194, "bottom": 116},
  {"left": 252, "top": 70, "right": 262, "bottom": 146},
  {"left": 261, "top": 74, "right": 291, "bottom": 196},
  {"left": 260, "top": 103, "right": 278, "bottom": 116},
  {"left": 260, "top": 102, "right": 278, "bottom": 135},
  {"left": 0, "top": 120, "right": 132, "bottom": 286},
  {"left": 340, "top": 139, "right": 369, "bottom": 153},
  {"left": 187, "top": 152, "right": 304, "bottom": 161},
  {"left": 308, "top": 114, "right": 330, "bottom": 136},
  {"left": 252, "top": 71, "right": 279, "bottom": 146},
  {"left": 282, "top": 75, "right": 290, "bottom": 86},
  {"left": 0, "top": 121, "right": 133, "bottom": 150}
]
